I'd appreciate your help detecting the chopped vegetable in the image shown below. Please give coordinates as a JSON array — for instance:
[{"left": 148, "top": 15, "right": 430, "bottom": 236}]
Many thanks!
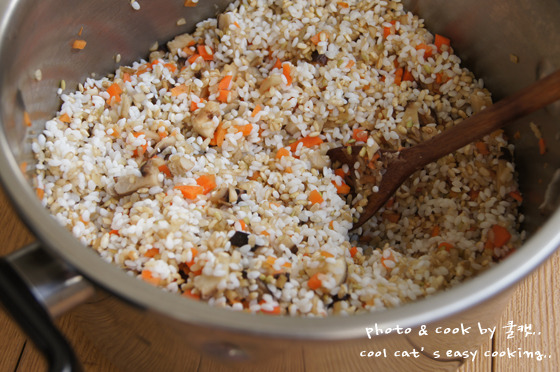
[
  {"left": 219, "top": 75, "right": 233, "bottom": 91},
  {"left": 158, "top": 164, "right": 172, "bottom": 177},
  {"left": 251, "top": 104, "right": 262, "bottom": 117},
  {"left": 182, "top": 289, "right": 201, "bottom": 300},
  {"left": 475, "top": 141, "right": 489, "bottom": 155},
  {"left": 345, "top": 60, "right": 355, "bottom": 69},
  {"left": 276, "top": 147, "right": 291, "bottom": 159},
  {"left": 184, "top": 0, "right": 198, "bottom": 7},
  {"left": 122, "top": 73, "right": 131, "bottom": 82},
  {"left": 144, "top": 248, "right": 160, "bottom": 258},
  {"left": 164, "top": 63, "right": 177, "bottom": 73},
  {"left": 259, "top": 302, "right": 282, "bottom": 315},
  {"left": 337, "top": 2, "right": 349, "bottom": 8},
  {"left": 174, "top": 185, "right": 205, "bottom": 199},
  {"left": 320, "top": 251, "right": 334, "bottom": 258},
  {"left": 59, "top": 113, "right": 71, "bottom": 123},
  {"left": 109, "top": 230, "right": 119, "bottom": 235},
  {"left": 72, "top": 40, "right": 87, "bottom": 50},
  {"left": 236, "top": 124, "right": 253, "bottom": 136},
  {"left": 209, "top": 122, "right": 226, "bottom": 146},
  {"left": 186, "top": 248, "right": 198, "bottom": 268},
  {"left": 310, "top": 31, "right": 329, "bottom": 45},
  {"left": 273, "top": 58, "right": 283, "bottom": 70},
  {"left": 352, "top": 128, "right": 368, "bottom": 142},
  {"left": 383, "top": 26, "right": 392, "bottom": 39},
  {"left": 434, "top": 34, "right": 450, "bottom": 52},
  {"left": 308, "top": 273, "right": 322, "bottom": 290},
  {"left": 403, "top": 69, "right": 414, "bottom": 82},
  {"left": 394, "top": 67, "right": 404, "bottom": 85},
  {"left": 36, "top": 188, "right": 44, "bottom": 200},
  {"left": 431, "top": 225, "right": 440, "bottom": 237},
  {"left": 349, "top": 246, "right": 358, "bottom": 258},
  {"left": 509, "top": 190, "right": 523, "bottom": 203},
  {"left": 491, "top": 224, "right": 511, "bottom": 248},
  {"left": 309, "top": 189, "right": 324, "bottom": 205},
  {"left": 217, "top": 89, "right": 230, "bottom": 103},
  {"left": 197, "top": 45, "right": 214, "bottom": 60},
  {"left": 289, "top": 135, "right": 323, "bottom": 153},
  {"left": 539, "top": 137, "right": 546, "bottom": 155},
  {"left": 23, "top": 111, "right": 32, "bottom": 127},
  {"left": 196, "top": 174, "right": 216, "bottom": 194},
  {"left": 438, "top": 242, "right": 453, "bottom": 251},
  {"left": 382, "top": 211, "right": 400, "bottom": 223},
  {"left": 282, "top": 63, "right": 292, "bottom": 86},
  {"left": 171, "top": 84, "right": 188, "bottom": 97},
  {"left": 106, "top": 82, "right": 122, "bottom": 104},
  {"left": 239, "top": 219, "right": 247, "bottom": 231},
  {"left": 332, "top": 180, "right": 350, "bottom": 194},
  {"left": 415, "top": 43, "right": 433, "bottom": 58},
  {"left": 188, "top": 54, "right": 201, "bottom": 64},
  {"left": 141, "top": 270, "right": 160, "bottom": 285}
]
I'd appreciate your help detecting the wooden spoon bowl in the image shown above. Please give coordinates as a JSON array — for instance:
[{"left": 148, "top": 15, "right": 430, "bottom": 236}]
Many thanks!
[{"left": 328, "top": 69, "right": 560, "bottom": 229}]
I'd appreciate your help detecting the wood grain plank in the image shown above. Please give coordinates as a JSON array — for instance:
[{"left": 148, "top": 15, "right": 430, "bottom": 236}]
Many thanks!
[
  {"left": 457, "top": 335, "right": 492, "bottom": 372},
  {"left": 493, "top": 249, "right": 560, "bottom": 372}
]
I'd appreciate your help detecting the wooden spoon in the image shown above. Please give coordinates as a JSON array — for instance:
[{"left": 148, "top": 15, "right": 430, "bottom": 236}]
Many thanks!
[{"left": 327, "top": 69, "right": 560, "bottom": 229}]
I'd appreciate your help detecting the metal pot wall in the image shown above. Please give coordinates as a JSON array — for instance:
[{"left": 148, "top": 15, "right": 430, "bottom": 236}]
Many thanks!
[{"left": 0, "top": 0, "right": 559, "bottom": 371}]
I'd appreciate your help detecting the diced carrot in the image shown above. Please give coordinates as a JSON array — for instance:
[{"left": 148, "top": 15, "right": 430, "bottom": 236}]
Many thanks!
[
  {"left": 141, "top": 270, "right": 160, "bottom": 286},
  {"left": 238, "top": 219, "right": 247, "bottom": 231},
  {"left": 219, "top": 75, "right": 233, "bottom": 90},
  {"left": 273, "top": 58, "right": 283, "bottom": 70},
  {"left": 265, "top": 256, "right": 276, "bottom": 266},
  {"left": 320, "top": 251, "right": 334, "bottom": 258},
  {"left": 259, "top": 303, "right": 282, "bottom": 315},
  {"left": 109, "top": 229, "right": 119, "bottom": 235},
  {"left": 233, "top": 21, "right": 240, "bottom": 28},
  {"left": 382, "top": 211, "right": 400, "bottom": 223},
  {"left": 182, "top": 289, "right": 200, "bottom": 300},
  {"left": 209, "top": 122, "right": 226, "bottom": 146},
  {"left": 261, "top": 230, "right": 270, "bottom": 236},
  {"left": 249, "top": 170, "right": 261, "bottom": 181},
  {"left": 331, "top": 180, "right": 351, "bottom": 194},
  {"left": 59, "top": 113, "right": 71, "bottom": 123},
  {"left": 186, "top": 248, "right": 198, "bottom": 268},
  {"left": 394, "top": 67, "right": 404, "bottom": 85},
  {"left": 19, "top": 162, "right": 27, "bottom": 174},
  {"left": 383, "top": 26, "right": 392, "bottom": 39},
  {"left": 431, "top": 225, "right": 440, "bottom": 237},
  {"left": 144, "top": 248, "right": 160, "bottom": 258},
  {"left": 184, "top": 0, "right": 198, "bottom": 7},
  {"left": 164, "top": 63, "right": 177, "bottom": 73},
  {"left": 308, "top": 273, "right": 322, "bottom": 290},
  {"left": 509, "top": 190, "right": 523, "bottom": 203},
  {"left": 132, "top": 144, "right": 148, "bottom": 157},
  {"left": 403, "top": 69, "right": 414, "bottom": 82},
  {"left": 310, "top": 31, "right": 329, "bottom": 45},
  {"left": 72, "top": 39, "right": 87, "bottom": 50},
  {"left": 346, "top": 60, "right": 355, "bottom": 69},
  {"left": 289, "top": 135, "right": 323, "bottom": 153},
  {"left": 158, "top": 131, "right": 168, "bottom": 139},
  {"left": 188, "top": 54, "right": 201, "bottom": 64},
  {"left": 309, "top": 189, "right": 324, "bottom": 205},
  {"left": 133, "top": 131, "right": 145, "bottom": 138},
  {"left": 282, "top": 63, "right": 292, "bottom": 86},
  {"left": 158, "top": 164, "right": 172, "bottom": 177},
  {"left": 23, "top": 111, "right": 32, "bottom": 127},
  {"left": 196, "top": 174, "right": 216, "bottom": 194},
  {"left": 385, "top": 197, "right": 395, "bottom": 209},
  {"left": 171, "top": 85, "right": 188, "bottom": 97},
  {"left": 475, "top": 141, "right": 489, "bottom": 155},
  {"left": 349, "top": 246, "right": 358, "bottom": 258},
  {"left": 123, "top": 72, "right": 131, "bottom": 82},
  {"left": 106, "top": 82, "right": 123, "bottom": 105},
  {"left": 334, "top": 168, "right": 347, "bottom": 178},
  {"left": 36, "top": 188, "right": 44, "bottom": 200},
  {"left": 415, "top": 43, "right": 433, "bottom": 58},
  {"left": 78, "top": 26, "right": 83, "bottom": 36},
  {"left": 434, "top": 34, "right": 451, "bottom": 52},
  {"left": 174, "top": 185, "right": 205, "bottom": 199},
  {"left": 190, "top": 97, "right": 205, "bottom": 112},
  {"left": 197, "top": 45, "right": 214, "bottom": 61},
  {"left": 539, "top": 137, "right": 546, "bottom": 155},
  {"left": 337, "top": 2, "right": 349, "bottom": 8},
  {"left": 491, "top": 224, "right": 511, "bottom": 248},
  {"left": 236, "top": 124, "right": 253, "bottom": 136},
  {"left": 276, "top": 147, "right": 291, "bottom": 159},
  {"left": 352, "top": 128, "right": 368, "bottom": 142},
  {"left": 438, "top": 242, "right": 453, "bottom": 251},
  {"left": 217, "top": 89, "right": 230, "bottom": 103},
  {"left": 251, "top": 104, "right": 262, "bottom": 117},
  {"left": 435, "top": 73, "right": 443, "bottom": 84}
]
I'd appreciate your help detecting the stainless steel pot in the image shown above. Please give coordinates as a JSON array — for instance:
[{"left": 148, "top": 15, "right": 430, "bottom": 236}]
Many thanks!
[{"left": 0, "top": 0, "right": 559, "bottom": 371}]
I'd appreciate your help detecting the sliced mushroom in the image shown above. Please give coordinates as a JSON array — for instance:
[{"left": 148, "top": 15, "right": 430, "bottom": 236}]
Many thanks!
[
  {"left": 167, "top": 33, "right": 196, "bottom": 55},
  {"left": 306, "top": 150, "right": 329, "bottom": 170},
  {"left": 167, "top": 154, "right": 194, "bottom": 176},
  {"left": 112, "top": 157, "right": 164, "bottom": 196},
  {"left": 153, "top": 136, "right": 177, "bottom": 154},
  {"left": 191, "top": 101, "right": 221, "bottom": 138},
  {"left": 218, "top": 12, "right": 236, "bottom": 31},
  {"left": 401, "top": 102, "right": 421, "bottom": 128},
  {"left": 258, "top": 74, "right": 283, "bottom": 94}
]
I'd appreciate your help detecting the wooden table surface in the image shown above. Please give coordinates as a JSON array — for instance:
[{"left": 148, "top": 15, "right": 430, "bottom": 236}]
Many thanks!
[{"left": 0, "top": 184, "right": 558, "bottom": 372}]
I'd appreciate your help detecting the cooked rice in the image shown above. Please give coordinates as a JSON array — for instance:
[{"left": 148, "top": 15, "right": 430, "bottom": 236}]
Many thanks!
[{"left": 33, "top": 0, "right": 523, "bottom": 316}]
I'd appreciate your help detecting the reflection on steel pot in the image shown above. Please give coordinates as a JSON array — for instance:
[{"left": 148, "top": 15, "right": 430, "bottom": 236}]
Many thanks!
[{"left": 0, "top": 0, "right": 559, "bottom": 371}]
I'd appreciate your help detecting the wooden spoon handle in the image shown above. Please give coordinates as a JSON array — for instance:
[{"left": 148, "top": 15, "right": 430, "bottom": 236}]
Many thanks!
[{"left": 403, "top": 69, "right": 560, "bottom": 168}]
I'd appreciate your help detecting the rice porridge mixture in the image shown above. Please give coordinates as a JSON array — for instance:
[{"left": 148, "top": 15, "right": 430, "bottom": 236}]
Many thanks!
[{"left": 33, "top": 0, "right": 523, "bottom": 316}]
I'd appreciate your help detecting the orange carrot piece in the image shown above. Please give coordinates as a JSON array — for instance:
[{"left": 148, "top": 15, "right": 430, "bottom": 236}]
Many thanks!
[
  {"left": 403, "top": 69, "right": 414, "bottom": 82},
  {"left": 509, "top": 190, "right": 523, "bottom": 203},
  {"left": 158, "top": 164, "right": 172, "bottom": 177},
  {"left": 36, "top": 188, "right": 45, "bottom": 200},
  {"left": 394, "top": 67, "right": 404, "bottom": 85},
  {"left": 164, "top": 63, "right": 177, "bottom": 73},
  {"left": 415, "top": 43, "right": 433, "bottom": 58},
  {"left": 308, "top": 273, "right": 322, "bottom": 290},
  {"left": 475, "top": 141, "right": 489, "bottom": 155},
  {"left": 239, "top": 219, "right": 247, "bottom": 231},
  {"left": 144, "top": 248, "right": 160, "bottom": 258},
  {"left": 438, "top": 242, "right": 454, "bottom": 251},
  {"left": 59, "top": 113, "right": 71, "bottom": 123},
  {"left": 539, "top": 137, "right": 546, "bottom": 155},
  {"left": 236, "top": 124, "right": 253, "bottom": 136},
  {"left": 196, "top": 174, "right": 216, "bottom": 194},
  {"left": 171, "top": 84, "right": 188, "bottom": 97},
  {"left": 259, "top": 303, "right": 282, "bottom": 315},
  {"left": 431, "top": 225, "right": 440, "bottom": 237},
  {"left": 123, "top": 72, "right": 131, "bottom": 82},
  {"left": 273, "top": 58, "right": 283, "bottom": 70},
  {"left": 174, "top": 185, "right": 204, "bottom": 199},
  {"left": 72, "top": 39, "right": 87, "bottom": 50},
  {"left": 219, "top": 75, "right": 233, "bottom": 90},
  {"left": 19, "top": 161, "right": 27, "bottom": 174},
  {"left": 352, "top": 128, "right": 368, "bottom": 142},
  {"left": 331, "top": 180, "right": 350, "bottom": 194},
  {"left": 289, "top": 136, "right": 324, "bottom": 153},
  {"left": 23, "top": 111, "right": 32, "bottom": 127},
  {"left": 383, "top": 211, "right": 400, "bottom": 223},
  {"left": 188, "top": 54, "right": 201, "bottom": 64},
  {"left": 337, "top": 2, "right": 349, "bottom": 8},
  {"left": 434, "top": 34, "right": 451, "bottom": 52},
  {"left": 320, "top": 251, "right": 334, "bottom": 258},
  {"left": 334, "top": 168, "right": 347, "bottom": 178},
  {"left": 217, "top": 89, "right": 230, "bottom": 103},
  {"left": 309, "top": 189, "right": 324, "bottom": 205},
  {"left": 109, "top": 229, "right": 119, "bottom": 235},
  {"left": 491, "top": 224, "right": 511, "bottom": 248},
  {"left": 249, "top": 170, "right": 261, "bottom": 181},
  {"left": 349, "top": 246, "right": 358, "bottom": 258},
  {"left": 282, "top": 63, "right": 292, "bottom": 86},
  {"left": 383, "top": 26, "right": 392, "bottom": 39},
  {"left": 197, "top": 45, "right": 214, "bottom": 61},
  {"left": 310, "top": 31, "right": 329, "bottom": 45},
  {"left": 251, "top": 104, "right": 262, "bottom": 117},
  {"left": 276, "top": 147, "right": 291, "bottom": 159},
  {"left": 141, "top": 270, "right": 160, "bottom": 286},
  {"left": 346, "top": 60, "right": 355, "bottom": 69},
  {"left": 78, "top": 26, "right": 83, "bottom": 36},
  {"left": 210, "top": 122, "right": 226, "bottom": 146},
  {"left": 184, "top": 0, "right": 198, "bottom": 7},
  {"left": 182, "top": 289, "right": 200, "bottom": 300},
  {"left": 186, "top": 248, "right": 198, "bottom": 268}
]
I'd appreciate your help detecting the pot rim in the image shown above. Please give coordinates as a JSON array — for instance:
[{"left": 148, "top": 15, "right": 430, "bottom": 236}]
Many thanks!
[{"left": 1, "top": 133, "right": 559, "bottom": 339}]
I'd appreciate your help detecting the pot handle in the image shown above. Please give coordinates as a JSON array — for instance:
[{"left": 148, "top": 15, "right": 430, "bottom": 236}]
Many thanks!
[{"left": 0, "top": 243, "right": 93, "bottom": 372}]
